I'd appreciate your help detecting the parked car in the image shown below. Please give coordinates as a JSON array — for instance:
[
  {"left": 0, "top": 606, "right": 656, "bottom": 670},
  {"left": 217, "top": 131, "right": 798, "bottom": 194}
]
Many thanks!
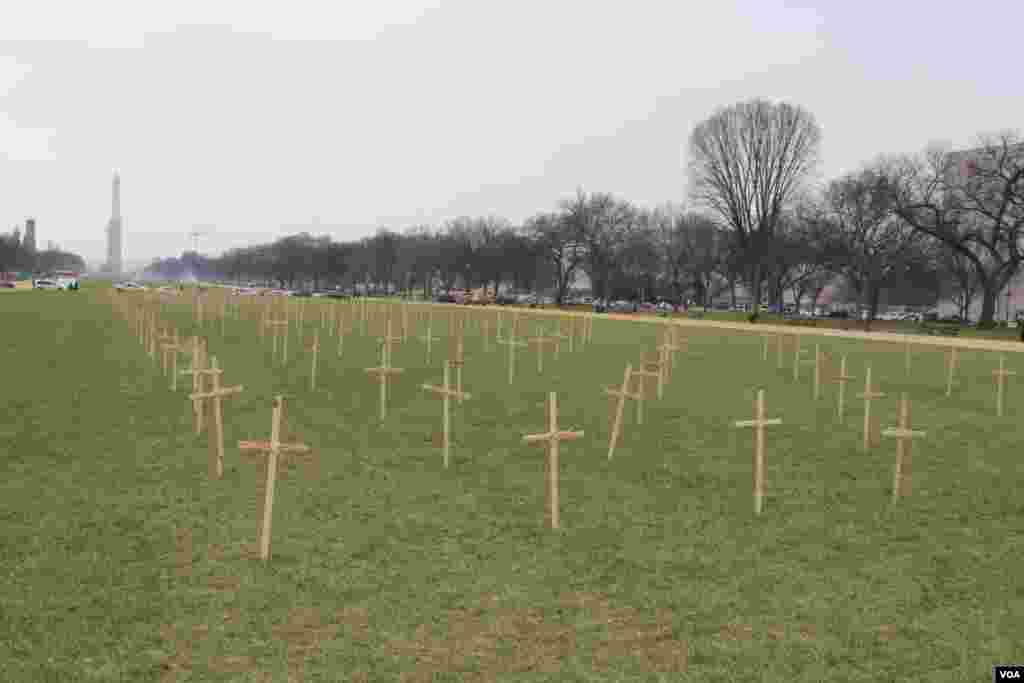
[
  {"left": 114, "top": 281, "right": 148, "bottom": 292},
  {"left": 495, "top": 293, "right": 516, "bottom": 305},
  {"left": 292, "top": 289, "right": 314, "bottom": 298},
  {"left": 33, "top": 278, "right": 60, "bottom": 290}
]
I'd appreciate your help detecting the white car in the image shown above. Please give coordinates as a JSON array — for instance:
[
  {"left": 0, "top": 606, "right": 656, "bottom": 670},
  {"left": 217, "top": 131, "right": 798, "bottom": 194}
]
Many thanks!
[
  {"left": 115, "top": 281, "right": 148, "bottom": 292},
  {"left": 33, "top": 278, "right": 60, "bottom": 290}
]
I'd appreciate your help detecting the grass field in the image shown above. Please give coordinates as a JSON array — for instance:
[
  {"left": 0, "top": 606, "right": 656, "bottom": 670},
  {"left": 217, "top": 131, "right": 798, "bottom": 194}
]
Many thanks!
[{"left": 1, "top": 284, "right": 1022, "bottom": 682}]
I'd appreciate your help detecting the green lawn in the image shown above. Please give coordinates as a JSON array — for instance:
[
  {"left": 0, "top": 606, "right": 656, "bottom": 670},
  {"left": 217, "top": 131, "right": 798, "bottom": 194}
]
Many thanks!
[{"left": 1, "top": 285, "right": 1022, "bottom": 682}]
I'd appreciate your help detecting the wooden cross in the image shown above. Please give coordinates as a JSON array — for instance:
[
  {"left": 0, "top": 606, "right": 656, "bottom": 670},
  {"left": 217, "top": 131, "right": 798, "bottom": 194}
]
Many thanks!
[
  {"left": 550, "top": 320, "right": 569, "bottom": 361},
  {"left": 793, "top": 341, "right": 809, "bottom": 382},
  {"left": 883, "top": 393, "right": 926, "bottom": 502},
  {"left": 161, "top": 337, "right": 181, "bottom": 391},
  {"left": 640, "top": 352, "right": 666, "bottom": 400},
  {"left": 992, "top": 354, "right": 1016, "bottom": 417},
  {"left": 147, "top": 316, "right": 159, "bottom": 359},
  {"left": 237, "top": 396, "right": 312, "bottom": 562},
  {"left": 631, "top": 363, "right": 661, "bottom": 425},
  {"left": 336, "top": 311, "right": 348, "bottom": 358},
  {"left": 365, "top": 333, "right": 405, "bottom": 422},
  {"left": 658, "top": 331, "right": 679, "bottom": 382},
  {"left": 522, "top": 392, "right": 584, "bottom": 530},
  {"left": 835, "top": 354, "right": 855, "bottom": 421},
  {"left": 800, "top": 344, "right": 822, "bottom": 401},
  {"left": 308, "top": 331, "right": 320, "bottom": 391},
  {"left": 157, "top": 330, "right": 177, "bottom": 375},
  {"left": 857, "top": 364, "right": 886, "bottom": 451},
  {"left": 419, "top": 320, "right": 440, "bottom": 364},
  {"left": 188, "top": 357, "right": 243, "bottom": 479},
  {"left": 604, "top": 364, "right": 641, "bottom": 460},
  {"left": 448, "top": 334, "right": 466, "bottom": 404},
  {"left": 498, "top": 327, "right": 528, "bottom": 385},
  {"left": 264, "top": 317, "right": 289, "bottom": 364},
  {"left": 377, "top": 318, "right": 402, "bottom": 366},
  {"left": 528, "top": 332, "right": 558, "bottom": 374},
  {"left": 945, "top": 346, "right": 958, "bottom": 398},
  {"left": 179, "top": 337, "right": 207, "bottom": 435},
  {"left": 734, "top": 389, "right": 782, "bottom": 516},
  {"left": 421, "top": 361, "right": 472, "bottom": 469}
]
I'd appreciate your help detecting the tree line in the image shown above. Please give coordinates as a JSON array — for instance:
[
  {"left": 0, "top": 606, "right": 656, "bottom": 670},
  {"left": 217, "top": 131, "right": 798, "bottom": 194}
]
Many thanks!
[
  {"left": 0, "top": 226, "right": 86, "bottom": 275},
  {"left": 145, "top": 99, "right": 1023, "bottom": 329}
]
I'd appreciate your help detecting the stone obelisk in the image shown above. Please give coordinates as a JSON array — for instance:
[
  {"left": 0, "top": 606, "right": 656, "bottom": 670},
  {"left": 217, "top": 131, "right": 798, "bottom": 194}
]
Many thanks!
[{"left": 105, "top": 172, "right": 123, "bottom": 275}]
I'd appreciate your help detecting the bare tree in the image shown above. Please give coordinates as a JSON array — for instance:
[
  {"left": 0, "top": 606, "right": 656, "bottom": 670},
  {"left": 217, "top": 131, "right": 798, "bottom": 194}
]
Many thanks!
[
  {"left": 688, "top": 99, "right": 822, "bottom": 317},
  {"left": 819, "top": 164, "right": 926, "bottom": 329},
  {"left": 560, "top": 189, "right": 635, "bottom": 300},
  {"left": 527, "top": 211, "right": 587, "bottom": 304},
  {"left": 890, "top": 132, "right": 1024, "bottom": 327}
]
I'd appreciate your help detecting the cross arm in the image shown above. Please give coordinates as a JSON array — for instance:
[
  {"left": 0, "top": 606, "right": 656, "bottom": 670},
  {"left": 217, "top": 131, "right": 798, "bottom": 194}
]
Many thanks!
[
  {"left": 882, "top": 428, "right": 926, "bottom": 438},
  {"left": 421, "top": 383, "right": 472, "bottom": 400},
  {"left": 189, "top": 385, "right": 244, "bottom": 401},
  {"left": 237, "top": 440, "right": 312, "bottom": 453},
  {"left": 734, "top": 418, "right": 783, "bottom": 428}
]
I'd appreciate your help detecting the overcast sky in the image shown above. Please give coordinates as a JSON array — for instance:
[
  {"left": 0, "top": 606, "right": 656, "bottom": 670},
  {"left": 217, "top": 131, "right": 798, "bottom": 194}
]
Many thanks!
[{"left": 1, "top": 0, "right": 1021, "bottom": 266}]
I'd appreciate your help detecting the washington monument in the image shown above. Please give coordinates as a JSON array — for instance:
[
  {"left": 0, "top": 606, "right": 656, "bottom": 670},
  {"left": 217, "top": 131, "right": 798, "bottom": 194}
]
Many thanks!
[{"left": 104, "top": 172, "right": 123, "bottom": 274}]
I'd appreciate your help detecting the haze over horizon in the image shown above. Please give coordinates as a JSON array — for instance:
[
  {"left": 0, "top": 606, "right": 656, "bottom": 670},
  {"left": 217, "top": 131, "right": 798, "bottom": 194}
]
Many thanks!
[{"left": 1, "top": 0, "right": 1021, "bottom": 266}]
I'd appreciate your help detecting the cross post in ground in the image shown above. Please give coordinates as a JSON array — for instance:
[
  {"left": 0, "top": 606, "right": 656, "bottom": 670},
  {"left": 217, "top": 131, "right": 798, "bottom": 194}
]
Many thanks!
[
  {"left": 498, "top": 326, "right": 528, "bottom": 385},
  {"left": 528, "top": 332, "right": 557, "bottom": 374},
  {"left": 188, "top": 357, "right": 243, "bottom": 479},
  {"left": 734, "top": 388, "right": 782, "bottom": 516},
  {"left": 604, "top": 364, "right": 641, "bottom": 460},
  {"left": 419, "top": 319, "right": 440, "bottom": 364},
  {"left": 631, "top": 363, "right": 660, "bottom": 425},
  {"left": 835, "top": 354, "right": 855, "bottom": 421},
  {"left": 946, "top": 346, "right": 958, "bottom": 398},
  {"left": 857, "top": 364, "right": 886, "bottom": 451},
  {"left": 308, "top": 331, "right": 320, "bottom": 391},
  {"left": 522, "top": 392, "right": 584, "bottom": 530},
  {"left": 421, "top": 361, "right": 472, "bottom": 468},
  {"left": 992, "top": 354, "right": 1016, "bottom": 417},
  {"left": 237, "top": 396, "right": 312, "bottom": 562},
  {"left": 364, "top": 329, "right": 405, "bottom": 422},
  {"left": 882, "top": 393, "right": 925, "bottom": 502}
]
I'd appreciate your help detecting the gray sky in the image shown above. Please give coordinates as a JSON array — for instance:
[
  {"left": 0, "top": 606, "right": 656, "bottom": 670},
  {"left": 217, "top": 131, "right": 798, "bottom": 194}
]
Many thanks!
[{"left": 1, "top": 0, "right": 1021, "bottom": 267}]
